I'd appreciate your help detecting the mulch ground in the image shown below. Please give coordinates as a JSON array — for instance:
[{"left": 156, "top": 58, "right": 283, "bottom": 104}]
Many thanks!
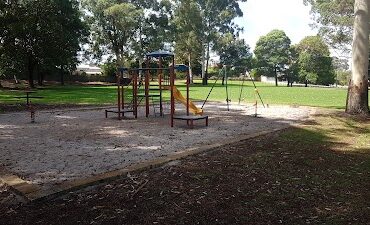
[{"left": 1, "top": 126, "right": 370, "bottom": 225}]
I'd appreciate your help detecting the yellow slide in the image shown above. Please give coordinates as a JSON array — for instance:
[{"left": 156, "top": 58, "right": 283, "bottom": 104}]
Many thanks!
[{"left": 168, "top": 86, "right": 203, "bottom": 115}]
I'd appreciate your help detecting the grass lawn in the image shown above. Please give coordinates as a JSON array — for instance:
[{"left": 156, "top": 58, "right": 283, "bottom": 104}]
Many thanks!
[
  {"left": 0, "top": 80, "right": 368, "bottom": 111},
  {"left": 1, "top": 111, "right": 369, "bottom": 224}
]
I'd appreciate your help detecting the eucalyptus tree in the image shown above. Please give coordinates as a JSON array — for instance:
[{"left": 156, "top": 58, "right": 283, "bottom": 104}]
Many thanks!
[
  {"left": 82, "top": 0, "right": 143, "bottom": 66},
  {"left": 254, "top": 30, "right": 292, "bottom": 86},
  {"left": 82, "top": 0, "right": 173, "bottom": 67},
  {"left": 304, "top": 0, "right": 355, "bottom": 52},
  {"left": 173, "top": 0, "right": 203, "bottom": 83},
  {"left": 305, "top": 0, "right": 369, "bottom": 114},
  {"left": 196, "top": 0, "right": 246, "bottom": 85},
  {"left": 346, "top": 0, "right": 369, "bottom": 114},
  {"left": 131, "top": 0, "right": 174, "bottom": 65}
]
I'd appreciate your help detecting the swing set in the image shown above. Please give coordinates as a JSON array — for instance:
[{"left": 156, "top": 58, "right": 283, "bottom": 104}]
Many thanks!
[{"left": 201, "top": 65, "right": 265, "bottom": 115}]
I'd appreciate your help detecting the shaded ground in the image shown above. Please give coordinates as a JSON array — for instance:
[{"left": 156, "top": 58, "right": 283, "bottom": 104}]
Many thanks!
[{"left": 1, "top": 112, "right": 370, "bottom": 225}]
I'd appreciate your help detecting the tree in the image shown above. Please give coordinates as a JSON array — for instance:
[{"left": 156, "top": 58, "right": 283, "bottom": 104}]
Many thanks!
[
  {"left": 346, "top": 0, "right": 369, "bottom": 114},
  {"left": 82, "top": 0, "right": 144, "bottom": 66},
  {"left": 304, "top": 0, "right": 355, "bottom": 53},
  {"left": 305, "top": 0, "right": 369, "bottom": 114},
  {"left": 173, "top": 0, "right": 203, "bottom": 83},
  {"left": 254, "top": 30, "right": 292, "bottom": 86},
  {"left": 130, "top": 0, "right": 174, "bottom": 63},
  {"left": 332, "top": 57, "right": 350, "bottom": 86},
  {"left": 216, "top": 34, "right": 253, "bottom": 81},
  {"left": 196, "top": 0, "right": 246, "bottom": 85},
  {"left": 218, "top": 34, "right": 253, "bottom": 68},
  {"left": 284, "top": 46, "right": 300, "bottom": 87},
  {"left": 296, "top": 36, "right": 335, "bottom": 86},
  {"left": 0, "top": 0, "right": 87, "bottom": 87},
  {"left": 54, "top": 0, "right": 89, "bottom": 85},
  {"left": 83, "top": 0, "right": 173, "bottom": 68}
]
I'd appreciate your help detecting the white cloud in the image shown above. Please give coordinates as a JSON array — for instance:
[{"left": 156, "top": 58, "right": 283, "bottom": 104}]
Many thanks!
[{"left": 234, "top": 0, "right": 318, "bottom": 51}]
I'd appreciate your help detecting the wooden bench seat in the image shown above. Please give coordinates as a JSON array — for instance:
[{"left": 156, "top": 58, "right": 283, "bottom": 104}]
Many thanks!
[
  {"left": 105, "top": 109, "right": 134, "bottom": 118},
  {"left": 173, "top": 115, "right": 208, "bottom": 128}
]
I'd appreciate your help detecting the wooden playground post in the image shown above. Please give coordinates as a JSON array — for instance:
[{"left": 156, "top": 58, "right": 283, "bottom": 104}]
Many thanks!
[
  {"left": 121, "top": 73, "right": 124, "bottom": 111},
  {"left": 186, "top": 67, "right": 190, "bottom": 116},
  {"left": 159, "top": 56, "right": 163, "bottom": 116},
  {"left": 145, "top": 57, "right": 150, "bottom": 117},
  {"left": 133, "top": 71, "right": 138, "bottom": 118},
  {"left": 170, "top": 57, "right": 175, "bottom": 127},
  {"left": 117, "top": 72, "right": 122, "bottom": 120}
]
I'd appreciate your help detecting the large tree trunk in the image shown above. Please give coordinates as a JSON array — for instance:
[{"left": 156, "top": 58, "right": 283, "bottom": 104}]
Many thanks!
[
  {"left": 201, "top": 41, "right": 205, "bottom": 79},
  {"left": 274, "top": 66, "right": 278, "bottom": 87},
  {"left": 27, "top": 56, "right": 35, "bottom": 88},
  {"left": 37, "top": 73, "right": 44, "bottom": 86},
  {"left": 202, "top": 42, "right": 210, "bottom": 85},
  {"left": 37, "top": 64, "right": 44, "bottom": 86},
  {"left": 346, "top": 0, "right": 369, "bottom": 114},
  {"left": 188, "top": 53, "right": 193, "bottom": 84},
  {"left": 60, "top": 65, "right": 65, "bottom": 86}
]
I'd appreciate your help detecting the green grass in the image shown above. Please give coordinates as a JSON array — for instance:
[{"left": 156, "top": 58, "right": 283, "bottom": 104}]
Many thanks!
[
  {"left": 0, "top": 85, "right": 117, "bottom": 105},
  {"left": 0, "top": 80, "right": 368, "bottom": 109},
  {"left": 181, "top": 80, "right": 351, "bottom": 109}
]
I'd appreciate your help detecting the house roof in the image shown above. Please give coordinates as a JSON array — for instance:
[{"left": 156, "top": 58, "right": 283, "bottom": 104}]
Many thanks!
[
  {"left": 174, "top": 64, "right": 189, "bottom": 72},
  {"left": 146, "top": 51, "right": 174, "bottom": 58},
  {"left": 77, "top": 64, "right": 102, "bottom": 70}
]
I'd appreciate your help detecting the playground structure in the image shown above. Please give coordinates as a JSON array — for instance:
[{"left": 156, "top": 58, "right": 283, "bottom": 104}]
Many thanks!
[
  {"left": 105, "top": 51, "right": 267, "bottom": 125},
  {"left": 105, "top": 51, "right": 208, "bottom": 128}
]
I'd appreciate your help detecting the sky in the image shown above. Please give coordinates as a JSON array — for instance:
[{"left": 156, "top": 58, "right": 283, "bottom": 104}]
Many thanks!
[{"left": 234, "top": 0, "right": 318, "bottom": 51}]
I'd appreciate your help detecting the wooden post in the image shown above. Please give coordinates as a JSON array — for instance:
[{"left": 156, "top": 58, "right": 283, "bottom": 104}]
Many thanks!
[
  {"left": 117, "top": 72, "right": 121, "bottom": 120},
  {"left": 121, "top": 71, "right": 125, "bottom": 118},
  {"left": 159, "top": 56, "right": 163, "bottom": 116},
  {"left": 186, "top": 67, "right": 190, "bottom": 116},
  {"left": 145, "top": 57, "right": 150, "bottom": 117},
  {"left": 170, "top": 56, "right": 175, "bottom": 127},
  {"left": 133, "top": 71, "right": 138, "bottom": 119}
]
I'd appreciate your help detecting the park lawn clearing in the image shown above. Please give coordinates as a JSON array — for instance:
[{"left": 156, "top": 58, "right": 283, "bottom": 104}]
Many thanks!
[
  {"left": 0, "top": 80, "right": 363, "bottom": 112},
  {"left": 1, "top": 111, "right": 369, "bottom": 224}
]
